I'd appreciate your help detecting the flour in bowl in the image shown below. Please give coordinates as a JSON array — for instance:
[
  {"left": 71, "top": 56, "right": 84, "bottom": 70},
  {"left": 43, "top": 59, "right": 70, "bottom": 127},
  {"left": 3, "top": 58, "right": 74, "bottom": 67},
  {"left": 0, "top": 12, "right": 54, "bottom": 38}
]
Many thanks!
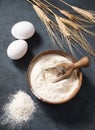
[{"left": 30, "top": 54, "right": 79, "bottom": 103}]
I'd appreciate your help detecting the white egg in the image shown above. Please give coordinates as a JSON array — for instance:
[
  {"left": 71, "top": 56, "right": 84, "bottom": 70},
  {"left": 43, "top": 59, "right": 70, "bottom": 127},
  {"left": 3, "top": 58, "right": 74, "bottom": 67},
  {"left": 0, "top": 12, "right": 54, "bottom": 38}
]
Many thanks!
[
  {"left": 7, "top": 40, "right": 28, "bottom": 60},
  {"left": 11, "top": 21, "right": 35, "bottom": 39}
]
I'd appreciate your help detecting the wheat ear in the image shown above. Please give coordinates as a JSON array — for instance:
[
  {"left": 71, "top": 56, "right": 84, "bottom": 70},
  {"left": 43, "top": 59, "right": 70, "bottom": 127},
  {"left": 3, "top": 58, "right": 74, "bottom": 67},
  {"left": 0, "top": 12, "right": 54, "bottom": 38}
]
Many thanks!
[
  {"left": 55, "top": 15, "right": 95, "bottom": 56},
  {"left": 33, "top": 5, "right": 64, "bottom": 48},
  {"left": 59, "top": 0, "right": 95, "bottom": 23},
  {"left": 27, "top": 0, "right": 95, "bottom": 57},
  {"left": 44, "top": 0, "right": 89, "bottom": 24}
]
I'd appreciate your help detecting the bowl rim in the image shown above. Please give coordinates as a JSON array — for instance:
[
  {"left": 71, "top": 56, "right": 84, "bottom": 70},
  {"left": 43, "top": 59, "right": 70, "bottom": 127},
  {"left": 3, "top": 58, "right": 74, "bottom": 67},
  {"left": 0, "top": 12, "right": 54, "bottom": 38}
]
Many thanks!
[{"left": 27, "top": 49, "right": 82, "bottom": 104}]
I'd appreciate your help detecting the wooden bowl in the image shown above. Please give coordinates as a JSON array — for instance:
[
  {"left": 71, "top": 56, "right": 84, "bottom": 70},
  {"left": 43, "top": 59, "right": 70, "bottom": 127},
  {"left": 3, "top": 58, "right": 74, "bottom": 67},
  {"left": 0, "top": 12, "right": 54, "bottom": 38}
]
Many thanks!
[{"left": 27, "top": 50, "right": 82, "bottom": 104}]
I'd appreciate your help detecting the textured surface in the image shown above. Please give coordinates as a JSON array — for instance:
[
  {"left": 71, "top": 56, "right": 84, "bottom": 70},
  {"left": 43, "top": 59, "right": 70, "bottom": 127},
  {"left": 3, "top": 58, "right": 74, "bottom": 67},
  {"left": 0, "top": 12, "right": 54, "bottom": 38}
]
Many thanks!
[{"left": 0, "top": 0, "right": 95, "bottom": 130}]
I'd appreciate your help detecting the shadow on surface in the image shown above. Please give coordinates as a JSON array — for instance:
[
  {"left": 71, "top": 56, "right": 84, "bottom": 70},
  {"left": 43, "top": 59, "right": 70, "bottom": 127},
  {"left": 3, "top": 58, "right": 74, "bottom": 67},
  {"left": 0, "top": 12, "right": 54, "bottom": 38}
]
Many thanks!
[
  {"left": 39, "top": 74, "right": 95, "bottom": 126},
  {"left": 12, "top": 32, "right": 42, "bottom": 72}
]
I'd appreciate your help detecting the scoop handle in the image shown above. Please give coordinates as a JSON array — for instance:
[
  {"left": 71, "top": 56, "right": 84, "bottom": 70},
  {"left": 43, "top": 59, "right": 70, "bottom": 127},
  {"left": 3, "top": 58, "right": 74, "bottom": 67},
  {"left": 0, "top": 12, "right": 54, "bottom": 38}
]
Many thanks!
[{"left": 73, "top": 57, "right": 90, "bottom": 69}]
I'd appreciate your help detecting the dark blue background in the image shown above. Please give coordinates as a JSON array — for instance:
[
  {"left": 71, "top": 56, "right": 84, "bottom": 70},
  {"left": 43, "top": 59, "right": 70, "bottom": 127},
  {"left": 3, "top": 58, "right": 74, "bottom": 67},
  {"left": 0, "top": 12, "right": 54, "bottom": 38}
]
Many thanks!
[{"left": 0, "top": 0, "right": 95, "bottom": 130}]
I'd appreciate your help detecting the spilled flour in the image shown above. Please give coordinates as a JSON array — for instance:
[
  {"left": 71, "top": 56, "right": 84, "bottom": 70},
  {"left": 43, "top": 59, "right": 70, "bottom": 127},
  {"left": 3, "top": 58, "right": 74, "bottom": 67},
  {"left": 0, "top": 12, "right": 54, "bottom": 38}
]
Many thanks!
[
  {"left": 30, "top": 54, "right": 79, "bottom": 103},
  {"left": 1, "top": 90, "right": 36, "bottom": 128}
]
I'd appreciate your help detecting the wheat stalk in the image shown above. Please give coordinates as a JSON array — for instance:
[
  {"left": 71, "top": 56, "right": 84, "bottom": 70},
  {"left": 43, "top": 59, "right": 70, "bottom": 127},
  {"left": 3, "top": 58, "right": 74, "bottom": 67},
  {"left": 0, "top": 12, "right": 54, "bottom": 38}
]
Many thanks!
[
  {"left": 59, "top": 0, "right": 95, "bottom": 23},
  {"left": 43, "top": 0, "right": 95, "bottom": 56},
  {"left": 44, "top": 0, "right": 89, "bottom": 24},
  {"left": 32, "top": 4, "right": 64, "bottom": 48},
  {"left": 27, "top": 0, "right": 53, "bottom": 15},
  {"left": 27, "top": 0, "right": 95, "bottom": 57},
  {"left": 55, "top": 15, "right": 95, "bottom": 56}
]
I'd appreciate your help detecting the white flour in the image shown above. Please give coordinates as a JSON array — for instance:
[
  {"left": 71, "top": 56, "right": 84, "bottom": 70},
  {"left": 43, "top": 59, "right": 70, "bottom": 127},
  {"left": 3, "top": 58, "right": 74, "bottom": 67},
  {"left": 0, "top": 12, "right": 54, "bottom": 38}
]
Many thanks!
[
  {"left": 30, "top": 54, "right": 79, "bottom": 103},
  {"left": 1, "top": 90, "right": 36, "bottom": 128}
]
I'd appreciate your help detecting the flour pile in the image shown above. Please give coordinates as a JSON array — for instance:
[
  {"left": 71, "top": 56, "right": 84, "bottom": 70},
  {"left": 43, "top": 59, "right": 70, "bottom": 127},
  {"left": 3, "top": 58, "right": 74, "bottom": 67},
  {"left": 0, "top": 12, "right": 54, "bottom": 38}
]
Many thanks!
[
  {"left": 30, "top": 54, "right": 79, "bottom": 103},
  {"left": 1, "top": 90, "right": 36, "bottom": 128}
]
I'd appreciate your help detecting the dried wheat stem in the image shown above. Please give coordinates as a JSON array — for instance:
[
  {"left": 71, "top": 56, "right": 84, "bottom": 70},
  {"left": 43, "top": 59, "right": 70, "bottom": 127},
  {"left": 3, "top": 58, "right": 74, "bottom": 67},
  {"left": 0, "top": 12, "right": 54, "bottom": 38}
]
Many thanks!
[
  {"left": 32, "top": 4, "right": 63, "bottom": 48},
  {"left": 59, "top": 0, "right": 73, "bottom": 7},
  {"left": 44, "top": 0, "right": 90, "bottom": 25},
  {"left": 27, "top": 0, "right": 95, "bottom": 57},
  {"left": 72, "top": 6, "right": 95, "bottom": 23},
  {"left": 60, "top": 10, "right": 89, "bottom": 24},
  {"left": 55, "top": 15, "right": 95, "bottom": 37},
  {"left": 59, "top": 0, "right": 95, "bottom": 23},
  {"left": 28, "top": 0, "right": 55, "bottom": 18},
  {"left": 55, "top": 15, "right": 95, "bottom": 56},
  {"left": 28, "top": 0, "right": 47, "bottom": 8},
  {"left": 28, "top": 0, "right": 54, "bottom": 16}
]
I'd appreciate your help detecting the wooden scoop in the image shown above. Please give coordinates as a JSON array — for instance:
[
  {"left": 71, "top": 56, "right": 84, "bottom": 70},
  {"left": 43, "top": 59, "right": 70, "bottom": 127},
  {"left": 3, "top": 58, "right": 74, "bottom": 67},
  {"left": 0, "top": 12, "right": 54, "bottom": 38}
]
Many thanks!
[{"left": 46, "top": 57, "right": 90, "bottom": 82}]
